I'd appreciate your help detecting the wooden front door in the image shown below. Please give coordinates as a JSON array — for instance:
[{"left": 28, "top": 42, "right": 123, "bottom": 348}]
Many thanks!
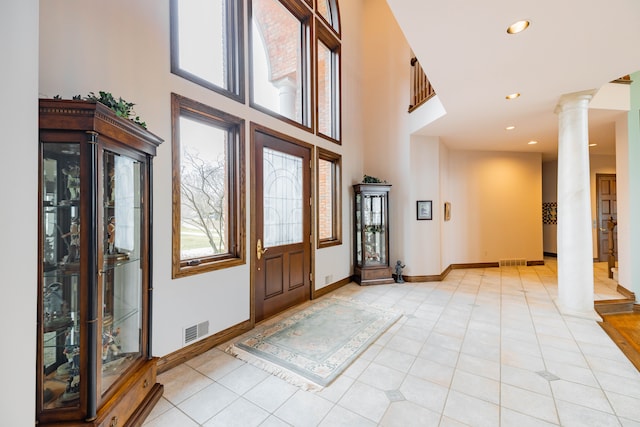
[
  {"left": 597, "top": 174, "right": 617, "bottom": 262},
  {"left": 252, "top": 125, "right": 311, "bottom": 322}
]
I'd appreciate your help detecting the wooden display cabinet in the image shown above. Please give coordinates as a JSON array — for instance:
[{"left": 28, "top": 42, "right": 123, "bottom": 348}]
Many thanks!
[
  {"left": 353, "top": 183, "right": 394, "bottom": 285},
  {"left": 37, "top": 99, "right": 163, "bottom": 426}
]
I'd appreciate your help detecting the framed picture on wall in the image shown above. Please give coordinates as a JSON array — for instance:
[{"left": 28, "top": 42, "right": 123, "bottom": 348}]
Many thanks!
[{"left": 417, "top": 200, "right": 432, "bottom": 220}]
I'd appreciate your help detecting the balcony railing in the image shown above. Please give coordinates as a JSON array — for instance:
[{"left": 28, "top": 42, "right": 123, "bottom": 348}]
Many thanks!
[{"left": 408, "top": 57, "right": 435, "bottom": 112}]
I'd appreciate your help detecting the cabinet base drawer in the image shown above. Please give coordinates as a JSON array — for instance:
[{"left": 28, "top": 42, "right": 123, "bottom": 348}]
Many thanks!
[{"left": 354, "top": 266, "right": 394, "bottom": 286}]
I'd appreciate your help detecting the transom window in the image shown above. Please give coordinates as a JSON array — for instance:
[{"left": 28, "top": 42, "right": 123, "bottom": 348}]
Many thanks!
[
  {"left": 171, "top": 93, "right": 245, "bottom": 278},
  {"left": 171, "top": 0, "right": 341, "bottom": 142},
  {"left": 316, "top": 18, "right": 341, "bottom": 142},
  {"left": 250, "top": 0, "right": 311, "bottom": 127},
  {"left": 170, "top": 0, "right": 244, "bottom": 101}
]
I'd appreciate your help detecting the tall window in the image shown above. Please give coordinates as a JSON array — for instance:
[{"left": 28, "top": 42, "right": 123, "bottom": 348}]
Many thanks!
[
  {"left": 316, "top": 19, "right": 341, "bottom": 142},
  {"left": 171, "top": 94, "right": 245, "bottom": 278},
  {"left": 250, "top": 0, "right": 312, "bottom": 127},
  {"left": 170, "top": 0, "right": 244, "bottom": 101},
  {"left": 171, "top": 0, "right": 342, "bottom": 142},
  {"left": 317, "top": 148, "right": 341, "bottom": 247}
]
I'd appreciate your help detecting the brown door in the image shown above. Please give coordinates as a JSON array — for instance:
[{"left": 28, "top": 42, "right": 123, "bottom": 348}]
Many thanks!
[
  {"left": 252, "top": 126, "right": 311, "bottom": 322},
  {"left": 597, "top": 174, "right": 617, "bottom": 262}
]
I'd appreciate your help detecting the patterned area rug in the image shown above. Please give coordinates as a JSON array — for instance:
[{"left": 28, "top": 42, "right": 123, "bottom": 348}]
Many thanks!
[{"left": 226, "top": 297, "right": 402, "bottom": 389}]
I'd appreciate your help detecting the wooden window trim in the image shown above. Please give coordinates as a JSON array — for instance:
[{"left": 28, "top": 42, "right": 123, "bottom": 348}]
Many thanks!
[
  {"left": 315, "top": 18, "right": 341, "bottom": 144},
  {"left": 170, "top": 0, "right": 245, "bottom": 103},
  {"left": 171, "top": 93, "right": 246, "bottom": 279},
  {"left": 315, "top": 0, "right": 341, "bottom": 37},
  {"left": 248, "top": 0, "right": 314, "bottom": 130},
  {"left": 316, "top": 147, "right": 342, "bottom": 248}
]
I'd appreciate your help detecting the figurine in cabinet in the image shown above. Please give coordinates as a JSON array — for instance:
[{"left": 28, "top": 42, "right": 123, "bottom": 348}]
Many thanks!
[
  {"left": 106, "top": 216, "right": 116, "bottom": 254},
  {"left": 62, "top": 163, "right": 80, "bottom": 201},
  {"left": 61, "top": 217, "right": 80, "bottom": 263}
]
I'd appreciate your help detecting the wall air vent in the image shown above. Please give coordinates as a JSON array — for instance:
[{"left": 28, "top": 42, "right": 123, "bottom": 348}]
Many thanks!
[
  {"left": 499, "top": 259, "right": 526, "bottom": 267},
  {"left": 183, "top": 320, "right": 210, "bottom": 345}
]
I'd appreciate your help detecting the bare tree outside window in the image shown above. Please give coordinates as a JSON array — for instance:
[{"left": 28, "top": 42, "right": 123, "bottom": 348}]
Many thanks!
[
  {"left": 171, "top": 94, "right": 244, "bottom": 278},
  {"left": 180, "top": 144, "right": 228, "bottom": 258}
]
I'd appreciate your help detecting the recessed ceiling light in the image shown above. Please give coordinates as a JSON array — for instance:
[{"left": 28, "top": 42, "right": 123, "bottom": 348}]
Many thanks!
[
  {"left": 589, "top": 143, "right": 597, "bottom": 147},
  {"left": 528, "top": 140, "right": 538, "bottom": 145},
  {"left": 505, "top": 125, "right": 516, "bottom": 130},
  {"left": 506, "top": 93, "right": 520, "bottom": 100},
  {"left": 507, "top": 20, "right": 530, "bottom": 34}
]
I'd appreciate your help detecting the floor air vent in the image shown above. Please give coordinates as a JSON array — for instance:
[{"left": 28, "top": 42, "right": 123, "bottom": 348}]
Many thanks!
[
  {"left": 183, "top": 321, "right": 210, "bottom": 345},
  {"left": 499, "top": 259, "right": 526, "bottom": 267}
]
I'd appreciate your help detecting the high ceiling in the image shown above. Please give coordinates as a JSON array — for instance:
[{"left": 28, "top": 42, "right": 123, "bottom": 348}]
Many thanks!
[{"left": 385, "top": 0, "right": 640, "bottom": 160}]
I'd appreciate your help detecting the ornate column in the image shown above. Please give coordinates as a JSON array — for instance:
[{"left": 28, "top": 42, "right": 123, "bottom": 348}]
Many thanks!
[
  {"left": 555, "top": 91, "right": 597, "bottom": 318},
  {"left": 274, "top": 76, "right": 297, "bottom": 121}
]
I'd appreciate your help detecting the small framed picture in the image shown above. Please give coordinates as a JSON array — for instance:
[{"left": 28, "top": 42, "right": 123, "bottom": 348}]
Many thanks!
[{"left": 416, "top": 200, "right": 432, "bottom": 220}]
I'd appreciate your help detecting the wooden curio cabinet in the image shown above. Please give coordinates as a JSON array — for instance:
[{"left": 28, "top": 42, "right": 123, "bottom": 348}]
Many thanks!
[
  {"left": 37, "top": 99, "right": 163, "bottom": 426},
  {"left": 353, "top": 183, "right": 394, "bottom": 285}
]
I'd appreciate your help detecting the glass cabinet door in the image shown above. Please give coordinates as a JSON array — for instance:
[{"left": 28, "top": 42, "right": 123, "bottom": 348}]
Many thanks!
[
  {"left": 355, "top": 193, "right": 362, "bottom": 265},
  {"left": 100, "top": 151, "right": 144, "bottom": 395},
  {"left": 40, "top": 143, "right": 82, "bottom": 410},
  {"left": 362, "top": 193, "right": 387, "bottom": 266}
]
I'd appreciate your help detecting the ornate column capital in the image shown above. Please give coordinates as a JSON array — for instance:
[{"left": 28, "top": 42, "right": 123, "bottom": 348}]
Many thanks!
[{"left": 554, "top": 89, "right": 598, "bottom": 114}]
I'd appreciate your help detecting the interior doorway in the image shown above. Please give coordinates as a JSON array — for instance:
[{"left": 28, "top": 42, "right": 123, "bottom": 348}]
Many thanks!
[{"left": 596, "top": 173, "right": 617, "bottom": 262}]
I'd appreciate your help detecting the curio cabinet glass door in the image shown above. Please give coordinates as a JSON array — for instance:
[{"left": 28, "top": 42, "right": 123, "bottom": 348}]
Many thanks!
[
  {"left": 353, "top": 183, "right": 393, "bottom": 285},
  {"left": 37, "top": 99, "right": 163, "bottom": 426}
]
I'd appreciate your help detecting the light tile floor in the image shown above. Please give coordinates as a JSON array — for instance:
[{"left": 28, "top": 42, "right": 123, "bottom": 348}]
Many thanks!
[{"left": 145, "top": 261, "right": 640, "bottom": 426}]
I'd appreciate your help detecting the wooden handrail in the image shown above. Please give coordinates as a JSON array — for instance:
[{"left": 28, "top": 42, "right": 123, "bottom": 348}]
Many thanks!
[{"left": 409, "top": 57, "right": 436, "bottom": 112}]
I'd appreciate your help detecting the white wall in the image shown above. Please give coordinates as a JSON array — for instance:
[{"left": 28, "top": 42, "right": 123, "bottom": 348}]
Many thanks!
[
  {"left": 445, "top": 151, "right": 543, "bottom": 263},
  {"left": 314, "top": 0, "right": 365, "bottom": 290},
  {"left": 406, "top": 136, "right": 441, "bottom": 276},
  {"left": 359, "top": 0, "right": 545, "bottom": 271},
  {"left": 620, "top": 70, "right": 640, "bottom": 295},
  {"left": 616, "top": 115, "right": 631, "bottom": 289},
  {"left": 361, "top": 0, "right": 411, "bottom": 265},
  {"left": 1, "top": 1, "right": 38, "bottom": 425},
  {"left": 39, "top": 0, "right": 366, "bottom": 357}
]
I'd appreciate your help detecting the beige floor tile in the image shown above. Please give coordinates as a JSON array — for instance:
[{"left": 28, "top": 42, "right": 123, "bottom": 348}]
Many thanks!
[
  {"left": 417, "top": 343, "right": 459, "bottom": 368},
  {"left": 500, "top": 364, "right": 552, "bottom": 396},
  {"left": 337, "top": 381, "right": 390, "bottom": 423},
  {"left": 399, "top": 374, "right": 448, "bottom": 413},
  {"left": 555, "top": 400, "right": 622, "bottom": 427},
  {"left": 374, "top": 347, "right": 416, "bottom": 372},
  {"left": 500, "top": 407, "right": 559, "bottom": 427},
  {"left": 551, "top": 379, "right": 614, "bottom": 414},
  {"left": 501, "top": 383, "right": 559, "bottom": 424},
  {"left": 177, "top": 382, "right": 239, "bottom": 424},
  {"left": 379, "top": 400, "right": 441, "bottom": 427},
  {"left": 157, "top": 363, "right": 214, "bottom": 405},
  {"left": 318, "top": 405, "right": 377, "bottom": 427},
  {"left": 450, "top": 369, "right": 500, "bottom": 404},
  {"left": 352, "top": 362, "right": 405, "bottom": 391},
  {"left": 455, "top": 353, "right": 501, "bottom": 381},
  {"left": 202, "top": 397, "right": 269, "bottom": 427},
  {"left": 443, "top": 389, "right": 500, "bottom": 427},
  {"left": 408, "top": 356, "right": 455, "bottom": 387},
  {"left": 145, "top": 261, "right": 637, "bottom": 426},
  {"left": 273, "top": 390, "right": 334, "bottom": 427},
  {"left": 143, "top": 407, "right": 199, "bottom": 427},
  {"left": 603, "top": 390, "right": 640, "bottom": 421},
  {"left": 243, "top": 375, "right": 298, "bottom": 413}
]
